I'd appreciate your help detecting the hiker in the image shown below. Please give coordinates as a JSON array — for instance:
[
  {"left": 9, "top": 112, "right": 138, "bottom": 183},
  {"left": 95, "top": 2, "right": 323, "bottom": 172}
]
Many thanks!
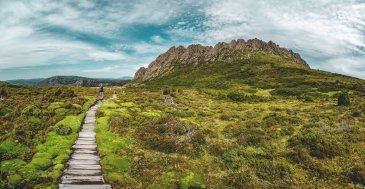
[{"left": 99, "top": 83, "right": 104, "bottom": 99}]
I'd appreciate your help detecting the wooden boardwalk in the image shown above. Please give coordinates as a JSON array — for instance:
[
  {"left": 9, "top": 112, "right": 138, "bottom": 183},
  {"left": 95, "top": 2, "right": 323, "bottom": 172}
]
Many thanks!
[{"left": 59, "top": 101, "right": 111, "bottom": 189}]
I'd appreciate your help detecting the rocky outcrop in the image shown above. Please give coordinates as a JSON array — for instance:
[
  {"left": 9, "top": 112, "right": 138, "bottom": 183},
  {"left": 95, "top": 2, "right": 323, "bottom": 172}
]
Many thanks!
[{"left": 134, "top": 38, "right": 309, "bottom": 81}]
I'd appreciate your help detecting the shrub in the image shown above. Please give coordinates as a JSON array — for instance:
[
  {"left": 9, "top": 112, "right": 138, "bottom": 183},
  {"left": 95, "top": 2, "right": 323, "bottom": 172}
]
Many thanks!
[
  {"left": 347, "top": 165, "right": 365, "bottom": 185},
  {"left": 0, "top": 107, "right": 12, "bottom": 116},
  {"left": 220, "top": 113, "right": 232, "bottom": 121},
  {"left": 225, "top": 170, "right": 260, "bottom": 188},
  {"left": 55, "top": 124, "right": 72, "bottom": 135},
  {"left": 109, "top": 116, "right": 129, "bottom": 134},
  {"left": 61, "top": 89, "right": 76, "bottom": 98},
  {"left": 288, "top": 129, "right": 348, "bottom": 159},
  {"left": 236, "top": 128, "right": 270, "bottom": 147},
  {"left": 0, "top": 139, "right": 28, "bottom": 160},
  {"left": 27, "top": 117, "right": 43, "bottom": 129},
  {"left": 352, "top": 111, "right": 361, "bottom": 117},
  {"left": 0, "top": 89, "right": 7, "bottom": 97},
  {"left": 271, "top": 87, "right": 304, "bottom": 97},
  {"left": 8, "top": 174, "right": 22, "bottom": 186},
  {"left": 263, "top": 113, "right": 302, "bottom": 127},
  {"left": 54, "top": 89, "right": 62, "bottom": 97},
  {"left": 136, "top": 115, "right": 205, "bottom": 155},
  {"left": 30, "top": 157, "right": 53, "bottom": 170},
  {"left": 227, "top": 92, "right": 269, "bottom": 102},
  {"left": 162, "top": 88, "right": 171, "bottom": 95},
  {"left": 338, "top": 91, "right": 350, "bottom": 106}
]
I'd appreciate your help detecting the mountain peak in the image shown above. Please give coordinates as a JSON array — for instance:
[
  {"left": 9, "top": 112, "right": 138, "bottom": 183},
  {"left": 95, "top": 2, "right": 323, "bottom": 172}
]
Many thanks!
[{"left": 134, "top": 38, "right": 309, "bottom": 81}]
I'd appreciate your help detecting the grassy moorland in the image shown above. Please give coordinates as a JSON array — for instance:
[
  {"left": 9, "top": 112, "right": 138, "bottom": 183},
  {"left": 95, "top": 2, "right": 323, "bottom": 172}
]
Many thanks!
[
  {"left": 0, "top": 83, "right": 97, "bottom": 188},
  {"left": 95, "top": 84, "right": 364, "bottom": 188},
  {"left": 1, "top": 52, "right": 365, "bottom": 188}
]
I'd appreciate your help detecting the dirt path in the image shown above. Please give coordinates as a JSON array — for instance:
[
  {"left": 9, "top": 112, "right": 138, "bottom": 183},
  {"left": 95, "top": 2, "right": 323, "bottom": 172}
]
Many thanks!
[{"left": 59, "top": 101, "right": 111, "bottom": 189}]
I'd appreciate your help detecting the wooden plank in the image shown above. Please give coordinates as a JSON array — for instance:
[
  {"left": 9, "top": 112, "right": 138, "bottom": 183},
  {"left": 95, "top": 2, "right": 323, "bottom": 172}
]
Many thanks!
[
  {"left": 61, "top": 175, "right": 104, "bottom": 184},
  {"left": 75, "top": 140, "right": 95, "bottom": 145},
  {"left": 71, "top": 153, "right": 100, "bottom": 160},
  {"left": 64, "top": 169, "right": 101, "bottom": 175},
  {"left": 59, "top": 184, "right": 111, "bottom": 189},
  {"left": 68, "top": 164, "right": 101, "bottom": 170},
  {"left": 68, "top": 159, "right": 99, "bottom": 165},
  {"left": 73, "top": 149, "right": 97, "bottom": 154},
  {"left": 72, "top": 144, "right": 97, "bottom": 150}
]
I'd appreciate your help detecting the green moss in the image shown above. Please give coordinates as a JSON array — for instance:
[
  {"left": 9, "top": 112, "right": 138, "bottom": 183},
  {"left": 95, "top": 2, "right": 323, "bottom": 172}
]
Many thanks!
[
  {"left": 72, "top": 104, "right": 82, "bottom": 109},
  {"left": 82, "top": 97, "right": 97, "bottom": 110},
  {"left": 180, "top": 171, "right": 206, "bottom": 189},
  {"left": 101, "top": 155, "right": 129, "bottom": 173},
  {"left": 1, "top": 159, "right": 26, "bottom": 173},
  {"left": 48, "top": 102, "right": 64, "bottom": 110},
  {"left": 27, "top": 116, "right": 43, "bottom": 129},
  {"left": 141, "top": 111, "right": 161, "bottom": 118},
  {"left": 103, "top": 101, "right": 120, "bottom": 109},
  {"left": 120, "top": 102, "right": 135, "bottom": 107},
  {"left": 54, "top": 108, "right": 67, "bottom": 116},
  {"left": 30, "top": 158, "right": 53, "bottom": 170},
  {"left": 8, "top": 174, "right": 22, "bottom": 186},
  {"left": 0, "top": 139, "right": 28, "bottom": 160}
]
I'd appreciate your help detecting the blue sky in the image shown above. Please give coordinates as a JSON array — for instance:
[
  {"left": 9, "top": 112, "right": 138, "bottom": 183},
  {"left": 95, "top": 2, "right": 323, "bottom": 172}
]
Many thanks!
[{"left": 0, "top": 0, "right": 364, "bottom": 80}]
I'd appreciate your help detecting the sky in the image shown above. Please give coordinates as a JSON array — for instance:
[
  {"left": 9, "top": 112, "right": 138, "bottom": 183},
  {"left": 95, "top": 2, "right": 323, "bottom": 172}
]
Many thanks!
[{"left": 0, "top": 0, "right": 364, "bottom": 80}]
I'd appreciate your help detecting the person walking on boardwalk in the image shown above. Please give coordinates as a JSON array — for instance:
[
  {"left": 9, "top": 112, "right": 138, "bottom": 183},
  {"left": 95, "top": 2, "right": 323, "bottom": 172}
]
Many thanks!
[{"left": 98, "top": 83, "right": 104, "bottom": 99}]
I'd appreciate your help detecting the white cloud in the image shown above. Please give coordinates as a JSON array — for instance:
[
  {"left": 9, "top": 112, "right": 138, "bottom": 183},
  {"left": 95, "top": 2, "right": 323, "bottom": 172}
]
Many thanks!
[
  {"left": 83, "top": 65, "right": 120, "bottom": 73},
  {"left": 87, "top": 52, "right": 126, "bottom": 61},
  {"left": 151, "top": 35, "right": 165, "bottom": 44},
  {"left": 169, "top": 0, "right": 365, "bottom": 78},
  {"left": 0, "top": 0, "right": 364, "bottom": 79}
]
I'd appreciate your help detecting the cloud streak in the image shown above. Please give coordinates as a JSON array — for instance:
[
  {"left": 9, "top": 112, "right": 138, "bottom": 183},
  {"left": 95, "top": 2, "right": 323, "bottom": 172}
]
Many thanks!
[{"left": 0, "top": 0, "right": 364, "bottom": 80}]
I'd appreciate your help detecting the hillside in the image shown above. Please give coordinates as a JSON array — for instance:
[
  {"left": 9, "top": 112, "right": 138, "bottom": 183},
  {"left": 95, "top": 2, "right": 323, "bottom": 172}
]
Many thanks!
[
  {"left": 37, "top": 76, "right": 129, "bottom": 87},
  {"left": 6, "top": 78, "right": 45, "bottom": 86},
  {"left": 134, "top": 39, "right": 365, "bottom": 96}
]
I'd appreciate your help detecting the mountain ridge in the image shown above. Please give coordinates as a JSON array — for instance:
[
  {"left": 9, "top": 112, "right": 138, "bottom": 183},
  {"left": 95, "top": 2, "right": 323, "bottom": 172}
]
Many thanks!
[{"left": 134, "top": 38, "right": 309, "bottom": 81}]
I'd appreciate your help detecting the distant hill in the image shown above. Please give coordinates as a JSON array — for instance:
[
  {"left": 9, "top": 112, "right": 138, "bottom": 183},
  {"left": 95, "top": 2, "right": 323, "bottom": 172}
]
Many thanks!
[
  {"left": 37, "top": 76, "right": 130, "bottom": 87},
  {"left": 37, "top": 76, "right": 99, "bottom": 86},
  {"left": 7, "top": 78, "right": 45, "bottom": 86},
  {"left": 5, "top": 76, "right": 131, "bottom": 87}
]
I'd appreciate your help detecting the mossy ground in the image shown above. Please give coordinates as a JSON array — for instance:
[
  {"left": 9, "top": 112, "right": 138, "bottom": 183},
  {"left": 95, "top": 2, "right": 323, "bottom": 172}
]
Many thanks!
[{"left": 0, "top": 85, "right": 97, "bottom": 188}]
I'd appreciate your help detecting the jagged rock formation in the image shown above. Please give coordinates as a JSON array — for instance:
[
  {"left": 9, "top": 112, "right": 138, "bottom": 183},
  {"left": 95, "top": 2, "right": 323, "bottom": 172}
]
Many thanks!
[{"left": 134, "top": 39, "right": 309, "bottom": 81}]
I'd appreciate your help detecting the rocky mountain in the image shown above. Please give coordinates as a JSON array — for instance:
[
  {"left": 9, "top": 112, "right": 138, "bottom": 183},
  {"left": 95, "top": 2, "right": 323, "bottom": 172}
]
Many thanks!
[{"left": 134, "top": 38, "right": 309, "bottom": 81}]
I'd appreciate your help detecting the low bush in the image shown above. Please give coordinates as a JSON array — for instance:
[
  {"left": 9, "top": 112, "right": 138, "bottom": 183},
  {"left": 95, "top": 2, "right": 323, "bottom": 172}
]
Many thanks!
[
  {"left": 263, "top": 113, "right": 302, "bottom": 127},
  {"left": 30, "top": 157, "right": 53, "bottom": 170},
  {"left": 225, "top": 170, "right": 260, "bottom": 188},
  {"left": 227, "top": 92, "right": 270, "bottom": 102},
  {"left": 347, "top": 165, "right": 365, "bottom": 185},
  {"left": 27, "top": 116, "right": 43, "bottom": 129},
  {"left": 55, "top": 124, "right": 72, "bottom": 135},
  {"left": 136, "top": 115, "right": 205, "bottom": 155},
  {"left": 288, "top": 129, "right": 348, "bottom": 159},
  {"left": 109, "top": 116, "right": 129, "bottom": 134},
  {"left": 338, "top": 91, "right": 350, "bottom": 106}
]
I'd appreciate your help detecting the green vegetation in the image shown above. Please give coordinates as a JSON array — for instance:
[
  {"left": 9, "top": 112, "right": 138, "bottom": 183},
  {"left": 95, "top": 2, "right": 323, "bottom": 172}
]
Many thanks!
[
  {"left": 0, "top": 84, "right": 96, "bottom": 188},
  {"left": 96, "top": 51, "right": 365, "bottom": 189},
  {"left": 1, "top": 50, "right": 365, "bottom": 188},
  {"left": 338, "top": 91, "right": 351, "bottom": 106}
]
